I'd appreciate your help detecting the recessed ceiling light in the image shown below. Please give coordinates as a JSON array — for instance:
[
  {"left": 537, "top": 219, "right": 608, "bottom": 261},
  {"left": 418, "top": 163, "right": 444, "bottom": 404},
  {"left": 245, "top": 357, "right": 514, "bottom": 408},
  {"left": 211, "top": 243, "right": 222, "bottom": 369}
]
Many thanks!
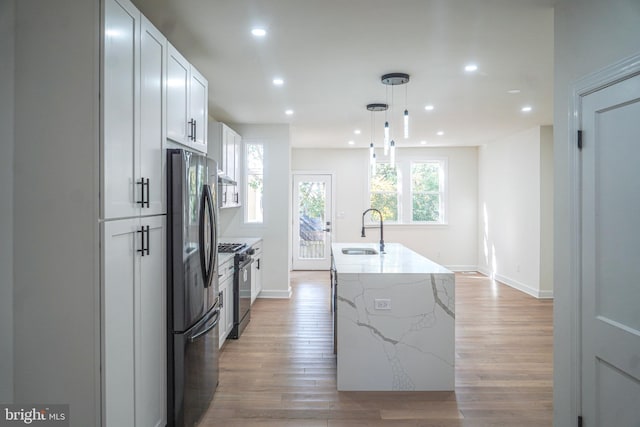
[
  {"left": 348, "top": 140, "right": 355, "bottom": 145},
  {"left": 464, "top": 64, "right": 478, "bottom": 72},
  {"left": 437, "top": 131, "right": 444, "bottom": 136},
  {"left": 424, "top": 105, "right": 434, "bottom": 111},
  {"left": 251, "top": 28, "right": 267, "bottom": 37},
  {"left": 354, "top": 129, "right": 361, "bottom": 135},
  {"left": 285, "top": 109, "right": 294, "bottom": 115},
  {"left": 507, "top": 89, "right": 521, "bottom": 94},
  {"left": 272, "top": 77, "right": 284, "bottom": 86},
  {"left": 521, "top": 106, "right": 533, "bottom": 112},
  {"left": 420, "top": 140, "right": 427, "bottom": 145}
]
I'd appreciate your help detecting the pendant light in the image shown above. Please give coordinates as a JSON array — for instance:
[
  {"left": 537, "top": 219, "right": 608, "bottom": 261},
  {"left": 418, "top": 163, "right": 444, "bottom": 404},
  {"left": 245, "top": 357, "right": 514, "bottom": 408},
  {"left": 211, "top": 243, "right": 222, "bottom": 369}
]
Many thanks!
[
  {"left": 381, "top": 73, "right": 410, "bottom": 161},
  {"left": 366, "top": 103, "right": 388, "bottom": 174}
]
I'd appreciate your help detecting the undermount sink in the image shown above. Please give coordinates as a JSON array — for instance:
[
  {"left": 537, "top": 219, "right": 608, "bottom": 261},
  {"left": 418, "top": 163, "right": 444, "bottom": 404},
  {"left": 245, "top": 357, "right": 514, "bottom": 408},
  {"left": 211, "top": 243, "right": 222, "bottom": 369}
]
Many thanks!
[{"left": 341, "top": 248, "right": 379, "bottom": 255}]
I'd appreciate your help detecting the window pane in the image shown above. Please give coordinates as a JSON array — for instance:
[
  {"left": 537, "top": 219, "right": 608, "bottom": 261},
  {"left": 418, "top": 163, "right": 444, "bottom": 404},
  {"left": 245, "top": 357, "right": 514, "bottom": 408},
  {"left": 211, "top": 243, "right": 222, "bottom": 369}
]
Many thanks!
[
  {"left": 371, "top": 163, "right": 398, "bottom": 192},
  {"left": 412, "top": 162, "right": 440, "bottom": 192},
  {"left": 245, "top": 143, "right": 263, "bottom": 223},
  {"left": 371, "top": 193, "right": 398, "bottom": 221},
  {"left": 412, "top": 193, "right": 440, "bottom": 222},
  {"left": 370, "top": 163, "right": 398, "bottom": 221},
  {"left": 298, "top": 181, "right": 326, "bottom": 259}
]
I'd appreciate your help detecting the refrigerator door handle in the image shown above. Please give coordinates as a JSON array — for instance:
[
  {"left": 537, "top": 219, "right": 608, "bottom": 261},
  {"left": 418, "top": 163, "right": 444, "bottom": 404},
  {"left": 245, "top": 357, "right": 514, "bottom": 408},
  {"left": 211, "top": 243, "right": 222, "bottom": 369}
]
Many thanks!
[
  {"left": 189, "top": 308, "right": 220, "bottom": 342},
  {"left": 199, "top": 185, "right": 216, "bottom": 288}
]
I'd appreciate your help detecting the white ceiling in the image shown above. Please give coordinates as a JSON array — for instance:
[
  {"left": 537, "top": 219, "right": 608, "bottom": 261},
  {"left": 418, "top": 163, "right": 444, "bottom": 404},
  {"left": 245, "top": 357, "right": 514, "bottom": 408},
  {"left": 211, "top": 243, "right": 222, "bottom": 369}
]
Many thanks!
[{"left": 132, "top": 0, "right": 554, "bottom": 148}]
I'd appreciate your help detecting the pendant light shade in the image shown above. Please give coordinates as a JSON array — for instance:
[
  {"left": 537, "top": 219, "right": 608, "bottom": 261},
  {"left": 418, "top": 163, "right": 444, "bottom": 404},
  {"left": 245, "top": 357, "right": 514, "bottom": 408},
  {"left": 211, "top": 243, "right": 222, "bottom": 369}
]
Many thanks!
[
  {"left": 403, "top": 109, "right": 409, "bottom": 139},
  {"left": 383, "top": 121, "right": 390, "bottom": 154}
]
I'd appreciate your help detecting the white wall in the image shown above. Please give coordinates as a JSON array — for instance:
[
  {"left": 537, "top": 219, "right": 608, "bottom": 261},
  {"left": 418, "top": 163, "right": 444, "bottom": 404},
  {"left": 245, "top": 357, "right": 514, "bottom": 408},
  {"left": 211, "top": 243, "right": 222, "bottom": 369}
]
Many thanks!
[
  {"left": 539, "top": 125, "right": 554, "bottom": 294},
  {"left": 554, "top": 1, "right": 640, "bottom": 425},
  {"left": 14, "top": 1, "right": 100, "bottom": 424},
  {"left": 218, "top": 124, "right": 292, "bottom": 298},
  {"left": 0, "top": 0, "right": 15, "bottom": 403},
  {"left": 477, "top": 126, "right": 553, "bottom": 298},
  {"left": 292, "top": 147, "right": 478, "bottom": 270}
]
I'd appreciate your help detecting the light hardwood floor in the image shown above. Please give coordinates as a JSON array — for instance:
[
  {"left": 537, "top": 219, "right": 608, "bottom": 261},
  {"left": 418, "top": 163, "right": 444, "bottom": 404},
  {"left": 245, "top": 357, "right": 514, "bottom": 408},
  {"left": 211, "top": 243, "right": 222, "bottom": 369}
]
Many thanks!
[{"left": 200, "top": 271, "right": 553, "bottom": 427}]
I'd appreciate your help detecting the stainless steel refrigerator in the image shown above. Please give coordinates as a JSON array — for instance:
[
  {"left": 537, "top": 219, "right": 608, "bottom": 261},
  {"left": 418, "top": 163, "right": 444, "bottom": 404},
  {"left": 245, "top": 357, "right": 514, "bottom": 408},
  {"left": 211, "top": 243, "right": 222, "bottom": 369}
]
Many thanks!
[{"left": 167, "top": 149, "right": 219, "bottom": 427}]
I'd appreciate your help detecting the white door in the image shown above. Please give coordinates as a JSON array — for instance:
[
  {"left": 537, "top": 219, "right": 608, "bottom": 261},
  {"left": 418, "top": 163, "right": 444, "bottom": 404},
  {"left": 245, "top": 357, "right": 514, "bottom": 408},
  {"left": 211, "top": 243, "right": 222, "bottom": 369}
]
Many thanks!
[
  {"left": 102, "top": 0, "right": 138, "bottom": 220},
  {"left": 139, "top": 16, "right": 166, "bottom": 216},
  {"left": 189, "top": 66, "right": 208, "bottom": 152},
  {"left": 580, "top": 72, "right": 640, "bottom": 426},
  {"left": 136, "top": 216, "right": 166, "bottom": 427},
  {"left": 292, "top": 174, "right": 332, "bottom": 270},
  {"left": 166, "top": 44, "right": 189, "bottom": 145},
  {"left": 103, "top": 218, "right": 138, "bottom": 426}
]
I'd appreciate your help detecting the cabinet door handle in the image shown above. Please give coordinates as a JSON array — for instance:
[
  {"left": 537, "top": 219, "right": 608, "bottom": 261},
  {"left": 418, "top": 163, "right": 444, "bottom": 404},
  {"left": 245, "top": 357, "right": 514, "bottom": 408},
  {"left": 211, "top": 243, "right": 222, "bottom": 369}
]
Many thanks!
[
  {"left": 136, "top": 226, "right": 145, "bottom": 256},
  {"left": 188, "top": 119, "right": 195, "bottom": 140},
  {"left": 234, "top": 192, "right": 239, "bottom": 203},
  {"left": 193, "top": 119, "right": 197, "bottom": 141},
  {"left": 145, "top": 178, "right": 150, "bottom": 208},
  {"left": 218, "top": 290, "right": 223, "bottom": 308},
  {"left": 144, "top": 225, "right": 150, "bottom": 255},
  {"left": 257, "top": 259, "right": 260, "bottom": 269},
  {"left": 136, "top": 177, "right": 146, "bottom": 206}
]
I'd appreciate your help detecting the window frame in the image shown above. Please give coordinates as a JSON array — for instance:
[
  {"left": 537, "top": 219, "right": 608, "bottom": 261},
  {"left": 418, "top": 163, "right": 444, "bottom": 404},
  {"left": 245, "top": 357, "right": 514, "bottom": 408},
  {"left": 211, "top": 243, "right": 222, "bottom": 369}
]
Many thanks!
[
  {"left": 244, "top": 141, "right": 264, "bottom": 224},
  {"left": 366, "top": 156, "right": 448, "bottom": 226}
]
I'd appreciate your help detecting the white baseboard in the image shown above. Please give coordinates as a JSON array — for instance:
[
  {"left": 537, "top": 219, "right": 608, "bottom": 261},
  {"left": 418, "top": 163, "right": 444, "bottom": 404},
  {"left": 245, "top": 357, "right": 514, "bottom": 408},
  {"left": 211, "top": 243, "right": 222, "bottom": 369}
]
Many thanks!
[
  {"left": 444, "top": 265, "right": 478, "bottom": 272},
  {"left": 257, "top": 287, "right": 292, "bottom": 299},
  {"left": 477, "top": 267, "right": 554, "bottom": 299}
]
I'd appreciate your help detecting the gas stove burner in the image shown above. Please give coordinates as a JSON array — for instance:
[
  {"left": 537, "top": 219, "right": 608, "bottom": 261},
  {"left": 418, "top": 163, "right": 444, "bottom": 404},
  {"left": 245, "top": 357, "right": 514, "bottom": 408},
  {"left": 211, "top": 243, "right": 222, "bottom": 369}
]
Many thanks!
[{"left": 218, "top": 243, "right": 247, "bottom": 253}]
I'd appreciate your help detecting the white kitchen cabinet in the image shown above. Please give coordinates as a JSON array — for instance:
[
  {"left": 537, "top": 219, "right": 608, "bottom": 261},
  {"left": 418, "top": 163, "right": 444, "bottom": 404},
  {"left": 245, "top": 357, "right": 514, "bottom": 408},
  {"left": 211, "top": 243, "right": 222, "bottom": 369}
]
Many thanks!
[
  {"left": 103, "top": 1, "right": 165, "bottom": 220},
  {"left": 104, "top": 215, "right": 166, "bottom": 427},
  {"left": 218, "top": 258, "right": 235, "bottom": 348},
  {"left": 210, "top": 122, "right": 242, "bottom": 208},
  {"left": 251, "top": 240, "right": 263, "bottom": 304},
  {"left": 167, "top": 43, "right": 208, "bottom": 153}
]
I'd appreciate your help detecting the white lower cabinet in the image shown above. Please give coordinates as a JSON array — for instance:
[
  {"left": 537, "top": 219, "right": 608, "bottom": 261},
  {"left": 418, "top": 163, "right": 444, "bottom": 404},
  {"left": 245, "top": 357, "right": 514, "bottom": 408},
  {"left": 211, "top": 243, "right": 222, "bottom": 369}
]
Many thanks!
[
  {"left": 103, "top": 215, "right": 166, "bottom": 427},
  {"left": 218, "top": 259, "right": 235, "bottom": 348},
  {"left": 251, "top": 241, "right": 263, "bottom": 304}
]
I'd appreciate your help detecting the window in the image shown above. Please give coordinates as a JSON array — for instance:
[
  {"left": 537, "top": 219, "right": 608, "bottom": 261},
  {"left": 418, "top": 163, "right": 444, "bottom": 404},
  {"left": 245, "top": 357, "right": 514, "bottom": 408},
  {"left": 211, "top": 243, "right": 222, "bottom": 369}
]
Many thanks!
[
  {"left": 245, "top": 142, "right": 263, "bottom": 223},
  {"left": 368, "top": 158, "right": 447, "bottom": 224},
  {"left": 369, "top": 163, "right": 399, "bottom": 222},
  {"left": 411, "top": 161, "right": 445, "bottom": 223}
]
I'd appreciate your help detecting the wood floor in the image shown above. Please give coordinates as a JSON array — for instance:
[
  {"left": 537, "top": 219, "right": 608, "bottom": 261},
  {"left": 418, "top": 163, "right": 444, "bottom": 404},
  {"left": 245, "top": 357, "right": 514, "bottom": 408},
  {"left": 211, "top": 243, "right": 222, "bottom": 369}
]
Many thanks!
[{"left": 200, "top": 271, "right": 553, "bottom": 427}]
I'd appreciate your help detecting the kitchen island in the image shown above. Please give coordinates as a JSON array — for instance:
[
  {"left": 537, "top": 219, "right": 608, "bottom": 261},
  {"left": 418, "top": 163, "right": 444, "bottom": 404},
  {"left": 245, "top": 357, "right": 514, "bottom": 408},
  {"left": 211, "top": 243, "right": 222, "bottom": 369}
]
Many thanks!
[{"left": 331, "top": 242, "right": 455, "bottom": 391}]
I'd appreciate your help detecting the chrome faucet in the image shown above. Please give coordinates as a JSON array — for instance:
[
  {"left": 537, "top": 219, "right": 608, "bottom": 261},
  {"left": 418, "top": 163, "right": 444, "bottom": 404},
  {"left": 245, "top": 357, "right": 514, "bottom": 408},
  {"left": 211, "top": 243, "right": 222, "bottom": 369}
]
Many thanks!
[{"left": 361, "top": 208, "right": 384, "bottom": 253}]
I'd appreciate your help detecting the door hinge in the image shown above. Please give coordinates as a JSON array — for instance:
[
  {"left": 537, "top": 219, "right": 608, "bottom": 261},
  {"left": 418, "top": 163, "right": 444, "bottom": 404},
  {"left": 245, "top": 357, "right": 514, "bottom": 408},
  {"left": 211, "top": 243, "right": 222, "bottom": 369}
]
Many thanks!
[
  {"left": 578, "top": 415, "right": 583, "bottom": 427},
  {"left": 577, "top": 130, "right": 583, "bottom": 150}
]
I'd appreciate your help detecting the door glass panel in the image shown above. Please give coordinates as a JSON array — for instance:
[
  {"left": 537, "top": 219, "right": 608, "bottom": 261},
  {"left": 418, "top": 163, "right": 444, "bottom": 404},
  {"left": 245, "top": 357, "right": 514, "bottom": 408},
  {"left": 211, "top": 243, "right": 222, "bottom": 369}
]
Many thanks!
[{"left": 298, "top": 181, "right": 326, "bottom": 260}]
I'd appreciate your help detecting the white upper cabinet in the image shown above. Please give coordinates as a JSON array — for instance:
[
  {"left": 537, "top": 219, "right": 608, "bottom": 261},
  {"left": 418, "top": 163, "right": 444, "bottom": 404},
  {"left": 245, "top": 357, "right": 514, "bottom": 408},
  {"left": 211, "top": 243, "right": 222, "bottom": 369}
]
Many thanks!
[
  {"left": 167, "top": 43, "right": 208, "bottom": 153},
  {"left": 210, "top": 122, "right": 242, "bottom": 208},
  {"left": 166, "top": 46, "right": 190, "bottom": 145},
  {"left": 103, "top": 0, "right": 138, "bottom": 220},
  {"left": 139, "top": 15, "right": 166, "bottom": 215},
  {"left": 189, "top": 66, "right": 208, "bottom": 151},
  {"left": 103, "top": 0, "right": 165, "bottom": 220}
]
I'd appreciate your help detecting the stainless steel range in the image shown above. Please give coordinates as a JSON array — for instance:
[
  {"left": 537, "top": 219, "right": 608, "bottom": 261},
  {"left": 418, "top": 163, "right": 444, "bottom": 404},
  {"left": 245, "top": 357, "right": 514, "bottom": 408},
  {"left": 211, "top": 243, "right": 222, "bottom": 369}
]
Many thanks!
[{"left": 218, "top": 242, "right": 254, "bottom": 338}]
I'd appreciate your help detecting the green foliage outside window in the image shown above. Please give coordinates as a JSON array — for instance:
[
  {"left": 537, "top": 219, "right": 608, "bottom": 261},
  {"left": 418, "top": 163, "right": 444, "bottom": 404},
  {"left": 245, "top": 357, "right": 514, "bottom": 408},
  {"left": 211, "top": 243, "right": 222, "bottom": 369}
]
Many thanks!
[
  {"left": 412, "top": 162, "right": 441, "bottom": 222},
  {"left": 370, "top": 163, "right": 398, "bottom": 221},
  {"left": 298, "top": 182, "right": 326, "bottom": 220}
]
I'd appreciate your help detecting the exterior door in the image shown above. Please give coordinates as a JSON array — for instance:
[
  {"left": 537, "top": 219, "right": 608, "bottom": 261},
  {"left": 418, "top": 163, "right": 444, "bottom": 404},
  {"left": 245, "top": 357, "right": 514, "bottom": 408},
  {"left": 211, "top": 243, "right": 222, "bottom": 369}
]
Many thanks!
[
  {"left": 292, "top": 174, "right": 332, "bottom": 270},
  {"left": 580, "top": 72, "right": 640, "bottom": 425}
]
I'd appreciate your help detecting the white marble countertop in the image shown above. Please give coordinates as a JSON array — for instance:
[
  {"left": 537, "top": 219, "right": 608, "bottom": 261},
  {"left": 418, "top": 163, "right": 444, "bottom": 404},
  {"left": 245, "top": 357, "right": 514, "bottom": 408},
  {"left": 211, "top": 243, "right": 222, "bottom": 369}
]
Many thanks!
[{"left": 331, "top": 242, "right": 452, "bottom": 275}]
